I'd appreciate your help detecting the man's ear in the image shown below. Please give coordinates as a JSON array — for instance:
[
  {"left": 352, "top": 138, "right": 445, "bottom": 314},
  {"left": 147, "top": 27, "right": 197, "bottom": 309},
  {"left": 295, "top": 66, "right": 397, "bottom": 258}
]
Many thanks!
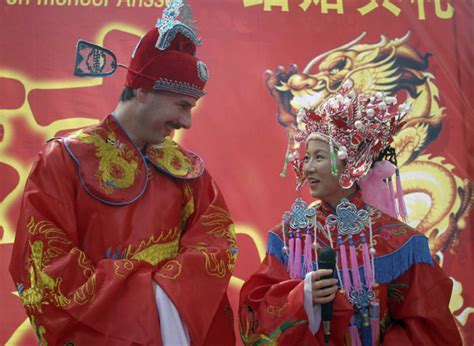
[{"left": 136, "top": 88, "right": 147, "bottom": 103}]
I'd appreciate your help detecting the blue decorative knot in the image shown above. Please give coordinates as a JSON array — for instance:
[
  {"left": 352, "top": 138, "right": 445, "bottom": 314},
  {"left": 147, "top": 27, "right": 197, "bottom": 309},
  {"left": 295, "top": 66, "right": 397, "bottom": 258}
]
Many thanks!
[
  {"left": 283, "top": 198, "right": 317, "bottom": 230},
  {"left": 327, "top": 198, "right": 368, "bottom": 235},
  {"left": 349, "top": 288, "right": 375, "bottom": 310}
]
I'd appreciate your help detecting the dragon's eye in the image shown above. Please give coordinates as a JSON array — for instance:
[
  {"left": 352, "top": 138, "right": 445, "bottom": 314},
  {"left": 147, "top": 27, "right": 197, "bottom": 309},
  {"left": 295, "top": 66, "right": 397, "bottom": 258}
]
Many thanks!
[{"left": 329, "top": 58, "right": 348, "bottom": 75}]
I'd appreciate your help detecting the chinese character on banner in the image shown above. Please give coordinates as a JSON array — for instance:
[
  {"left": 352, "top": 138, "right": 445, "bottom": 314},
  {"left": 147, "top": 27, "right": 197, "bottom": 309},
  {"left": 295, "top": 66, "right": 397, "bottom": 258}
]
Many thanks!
[
  {"left": 410, "top": 0, "right": 454, "bottom": 20},
  {"left": 299, "top": 0, "right": 344, "bottom": 13},
  {"left": 358, "top": 0, "right": 401, "bottom": 16},
  {"left": 242, "top": 0, "right": 289, "bottom": 11}
]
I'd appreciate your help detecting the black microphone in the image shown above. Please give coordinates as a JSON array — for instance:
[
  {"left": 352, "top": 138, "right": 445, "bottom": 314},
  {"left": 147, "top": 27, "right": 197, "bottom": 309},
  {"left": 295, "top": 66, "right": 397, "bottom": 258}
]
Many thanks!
[{"left": 317, "top": 246, "right": 336, "bottom": 346}]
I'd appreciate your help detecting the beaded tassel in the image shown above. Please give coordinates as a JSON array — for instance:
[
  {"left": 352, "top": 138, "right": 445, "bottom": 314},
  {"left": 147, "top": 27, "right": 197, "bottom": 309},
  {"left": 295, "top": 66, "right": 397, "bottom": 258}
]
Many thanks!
[
  {"left": 337, "top": 236, "right": 352, "bottom": 296},
  {"left": 312, "top": 217, "right": 319, "bottom": 269},
  {"left": 387, "top": 177, "right": 398, "bottom": 218},
  {"left": 303, "top": 229, "right": 313, "bottom": 274},
  {"left": 395, "top": 168, "right": 408, "bottom": 223},
  {"left": 370, "top": 301, "right": 380, "bottom": 345},
  {"left": 330, "top": 145, "right": 338, "bottom": 176},
  {"left": 281, "top": 220, "right": 289, "bottom": 256},
  {"left": 349, "top": 317, "right": 362, "bottom": 346},
  {"left": 348, "top": 236, "right": 362, "bottom": 290},
  {"left": 360, "top": 234, "right": 375, "bottom": 288},
  {"left": 359, "top": 308, "right": 372, "bottom": 346},
  {"left": 288, "top": 230, "right": 295, "bottom": 276},
  {"left": 280, "top": 131, "right": 292, "bottom": 178},
  {"left": 329, "top": 125, "right": 338, "bottom": 176},
  {"left": 294, "top": 230, "right": 303, "bottom": 279}
]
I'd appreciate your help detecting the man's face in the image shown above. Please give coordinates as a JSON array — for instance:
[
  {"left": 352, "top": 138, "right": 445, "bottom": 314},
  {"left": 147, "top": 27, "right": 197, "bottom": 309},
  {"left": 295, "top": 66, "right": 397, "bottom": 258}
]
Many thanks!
[{"left": 135, "top": 90, "right": 196, "bottom": 145}]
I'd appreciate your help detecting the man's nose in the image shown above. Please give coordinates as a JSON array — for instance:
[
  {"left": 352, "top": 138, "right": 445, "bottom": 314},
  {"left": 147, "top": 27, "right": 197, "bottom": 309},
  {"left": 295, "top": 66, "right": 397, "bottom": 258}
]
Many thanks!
[{"left": 179, "top": 112, "right": 192, "bottom": 129}]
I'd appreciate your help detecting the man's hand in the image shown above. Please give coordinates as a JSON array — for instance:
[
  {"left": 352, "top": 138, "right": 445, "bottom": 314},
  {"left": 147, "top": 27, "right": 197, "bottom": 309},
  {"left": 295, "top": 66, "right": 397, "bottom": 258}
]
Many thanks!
[{"left": 311, "top": 269, "right": 338, "bottom": 305}]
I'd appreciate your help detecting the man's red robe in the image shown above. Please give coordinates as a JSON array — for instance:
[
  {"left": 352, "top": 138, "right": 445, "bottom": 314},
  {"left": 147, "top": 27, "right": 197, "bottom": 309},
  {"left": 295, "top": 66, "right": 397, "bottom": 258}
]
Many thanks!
[{"left": 10, "top": 114, "right": 237, "bottom": 345}]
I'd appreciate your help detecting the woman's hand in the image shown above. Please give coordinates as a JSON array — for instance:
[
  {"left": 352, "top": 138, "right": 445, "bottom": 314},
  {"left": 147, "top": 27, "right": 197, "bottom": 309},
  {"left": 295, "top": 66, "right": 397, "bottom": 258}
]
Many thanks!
[{"left": 311, "top": 269, "right": 338, "bottom": 305}]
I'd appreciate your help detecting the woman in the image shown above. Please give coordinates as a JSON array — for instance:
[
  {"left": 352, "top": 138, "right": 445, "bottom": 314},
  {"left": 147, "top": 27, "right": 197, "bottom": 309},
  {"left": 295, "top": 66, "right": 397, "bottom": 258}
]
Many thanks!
[{"left": 239, "top": 89, "right": 461, "bottom": 345}]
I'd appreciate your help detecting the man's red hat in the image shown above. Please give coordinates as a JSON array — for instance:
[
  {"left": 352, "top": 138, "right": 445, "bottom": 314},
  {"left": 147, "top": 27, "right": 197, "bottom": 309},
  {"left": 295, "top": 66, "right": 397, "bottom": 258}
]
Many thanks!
[
  {"left": 74, "top": 0, "right": 208, "bottom": 99},
  {"left": 125, "top": 0, "right": 208, "bottom": 99}
]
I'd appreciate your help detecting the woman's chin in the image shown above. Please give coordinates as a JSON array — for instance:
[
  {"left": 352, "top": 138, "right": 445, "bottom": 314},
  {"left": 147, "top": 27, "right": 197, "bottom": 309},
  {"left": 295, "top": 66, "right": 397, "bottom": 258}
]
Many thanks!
[{"left": 309, "top": 189, "right": 321, "bottom": 199}]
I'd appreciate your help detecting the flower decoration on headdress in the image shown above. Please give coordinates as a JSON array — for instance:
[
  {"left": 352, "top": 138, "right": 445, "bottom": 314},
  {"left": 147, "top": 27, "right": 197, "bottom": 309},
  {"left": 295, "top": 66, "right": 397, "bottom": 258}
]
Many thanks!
[{"left": 289, "top": 82, "right": 410, "bottom": 190}]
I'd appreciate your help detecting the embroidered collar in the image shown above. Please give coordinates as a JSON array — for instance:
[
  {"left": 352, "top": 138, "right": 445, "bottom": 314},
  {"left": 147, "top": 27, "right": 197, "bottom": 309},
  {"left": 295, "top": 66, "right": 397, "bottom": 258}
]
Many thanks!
[{"left": 61, "top": 113, "right": 204, "bottom": 205}]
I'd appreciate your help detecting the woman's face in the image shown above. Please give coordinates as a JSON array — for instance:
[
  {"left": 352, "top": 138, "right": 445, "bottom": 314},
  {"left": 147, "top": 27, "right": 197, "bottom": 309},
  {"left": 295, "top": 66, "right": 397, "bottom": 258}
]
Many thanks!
[{"left": 303, "top": 139, "right": 348, "bottom": 206}]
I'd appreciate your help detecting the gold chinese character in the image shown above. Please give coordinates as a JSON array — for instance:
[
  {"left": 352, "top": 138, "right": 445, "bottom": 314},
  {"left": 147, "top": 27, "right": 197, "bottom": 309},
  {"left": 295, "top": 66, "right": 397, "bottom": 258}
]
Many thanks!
[
  {"left": 358, "top": 0, "right": 401, "bottom": 16},
  {"left": 300, "top": 0, "right": 343, "bottom": 13},
  {"left": 242, "top": 0, "right": 263, "bottom": 6},
  {"left": 242, "top": 0, "right": 289, "bottom": 11},
  {"left": 410, "top": 0, "right": 454, "bottom": 20}
]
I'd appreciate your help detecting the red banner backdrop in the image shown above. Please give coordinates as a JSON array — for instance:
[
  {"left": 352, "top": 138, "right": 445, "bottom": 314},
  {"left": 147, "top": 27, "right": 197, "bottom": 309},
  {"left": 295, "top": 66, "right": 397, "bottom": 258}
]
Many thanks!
[{"left": 1, "top": 0, "right": 473, "bottom": 344}]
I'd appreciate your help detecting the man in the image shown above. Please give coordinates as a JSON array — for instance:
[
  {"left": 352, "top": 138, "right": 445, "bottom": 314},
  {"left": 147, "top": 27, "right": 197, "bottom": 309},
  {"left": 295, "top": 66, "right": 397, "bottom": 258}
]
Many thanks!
[{"left": 9, "top": 1, "right": 237, "bottom": 345}]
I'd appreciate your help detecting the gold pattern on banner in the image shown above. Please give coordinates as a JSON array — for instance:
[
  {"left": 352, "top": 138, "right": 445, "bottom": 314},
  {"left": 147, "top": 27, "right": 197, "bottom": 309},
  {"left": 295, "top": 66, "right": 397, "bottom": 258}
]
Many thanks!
[
  {"left": 242, "top": 0, "right": 454, "bottom": 19},
  {"left": 300, "top": 0, "right": 343, "bottom": 13},
  {"left": 75, "top": 129, "right": 139, "bottom": 194},
  {"left": 358, "top": 0, "right": 401, "bottom": 16}
]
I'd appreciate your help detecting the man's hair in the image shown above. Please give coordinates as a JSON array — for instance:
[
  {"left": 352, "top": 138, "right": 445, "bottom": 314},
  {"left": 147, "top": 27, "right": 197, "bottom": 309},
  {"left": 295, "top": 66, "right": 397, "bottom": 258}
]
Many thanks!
[{"left": 120, "top": 87, "right": 136, "bottom": 102}]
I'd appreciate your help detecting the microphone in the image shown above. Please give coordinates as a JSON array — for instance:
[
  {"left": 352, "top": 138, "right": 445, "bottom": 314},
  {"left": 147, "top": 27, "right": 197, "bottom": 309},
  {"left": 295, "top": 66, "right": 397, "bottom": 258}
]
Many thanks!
[{"left": 317, "top": 246, "right": 336, "bottom": 346}]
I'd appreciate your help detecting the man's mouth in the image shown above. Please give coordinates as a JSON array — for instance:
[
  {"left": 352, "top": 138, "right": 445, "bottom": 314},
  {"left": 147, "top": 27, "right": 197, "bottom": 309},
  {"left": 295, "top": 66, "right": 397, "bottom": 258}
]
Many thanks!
[{"left": 164, "top": 122, "right": 181, "bottom": 135}]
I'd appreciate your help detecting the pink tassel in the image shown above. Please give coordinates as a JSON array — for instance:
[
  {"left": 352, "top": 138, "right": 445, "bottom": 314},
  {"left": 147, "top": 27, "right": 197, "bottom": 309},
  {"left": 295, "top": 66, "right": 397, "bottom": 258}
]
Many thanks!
[
  {"left": 349, "top": 317, "right": 362, "bottom": 346},
  {"left": 370, "top": 301, "right": 380, "bottom": 345},
  {"left": 395, "top": 168, "right": 408, "bottom": 223},
  {"left": 337, "top": 236, "right": 352, "bottom": 295},
  {"left": 361, "top": 234, "right": 375, "bottom": 288},
  {"left": 288, "top": 231, "right": 295, "bottom": 276},
  {"left": 294, "top": 230, "right": 302, "bottom": 279},
  {"left": 387, "top": 177, "right": 399, "bottom": 218},
  {"left": 303, "top": 231, "right": 313, "bottom": 274},
  {"left": 313, "top": 226, "right": 319, "bottom": 268},
  {"left": 348, "top": 236, "right": 362, "bottom": 290}
]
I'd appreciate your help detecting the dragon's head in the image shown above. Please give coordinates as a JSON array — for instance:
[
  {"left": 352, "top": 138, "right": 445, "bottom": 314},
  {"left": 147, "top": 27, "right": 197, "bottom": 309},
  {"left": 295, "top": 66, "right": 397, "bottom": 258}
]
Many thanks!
[{"left": 267, "top": 32, "right": 432, "bottom": 128}]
